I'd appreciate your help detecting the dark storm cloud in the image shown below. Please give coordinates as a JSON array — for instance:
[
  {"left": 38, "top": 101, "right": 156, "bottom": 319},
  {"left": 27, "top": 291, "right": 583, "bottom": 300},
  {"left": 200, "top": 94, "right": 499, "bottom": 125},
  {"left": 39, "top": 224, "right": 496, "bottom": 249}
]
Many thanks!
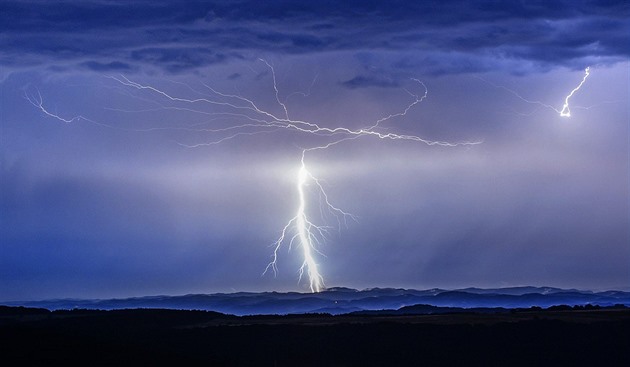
[
  {"left": 129, "top": 48, "right": 237, "bottom": 73},
  {"left": 80, "top": 61, "right": 133, "bottom": 72},
  {"left": 227, "top": 73, "right": 242, "bottom": 80},
  {"left": 341, "top": 75, "right": 400, "bottom": 89},
  {"left": 1, "top": 0, "right": 628, "bottom": 74}
]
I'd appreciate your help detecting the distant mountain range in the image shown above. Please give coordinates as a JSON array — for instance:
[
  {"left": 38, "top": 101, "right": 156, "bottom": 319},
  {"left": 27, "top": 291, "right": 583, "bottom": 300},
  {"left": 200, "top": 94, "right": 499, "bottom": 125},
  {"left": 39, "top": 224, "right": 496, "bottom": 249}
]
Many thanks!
[{"left": 4, "top": 287, "right": 629, "bottom": 316}]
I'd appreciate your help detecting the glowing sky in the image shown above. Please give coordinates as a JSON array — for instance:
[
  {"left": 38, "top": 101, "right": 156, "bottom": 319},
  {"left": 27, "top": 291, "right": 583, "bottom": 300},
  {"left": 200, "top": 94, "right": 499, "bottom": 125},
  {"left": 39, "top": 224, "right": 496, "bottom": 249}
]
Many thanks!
[{"left": 1, "top": 0, "right": 629, "bottom": 300}]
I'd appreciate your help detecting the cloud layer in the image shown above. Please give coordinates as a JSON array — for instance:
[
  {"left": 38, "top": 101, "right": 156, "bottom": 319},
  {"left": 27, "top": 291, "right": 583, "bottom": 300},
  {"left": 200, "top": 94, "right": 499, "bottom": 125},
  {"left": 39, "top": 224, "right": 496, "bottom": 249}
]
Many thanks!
[{"left": 2, "top": 0, "right": 628, "bottom": 75}]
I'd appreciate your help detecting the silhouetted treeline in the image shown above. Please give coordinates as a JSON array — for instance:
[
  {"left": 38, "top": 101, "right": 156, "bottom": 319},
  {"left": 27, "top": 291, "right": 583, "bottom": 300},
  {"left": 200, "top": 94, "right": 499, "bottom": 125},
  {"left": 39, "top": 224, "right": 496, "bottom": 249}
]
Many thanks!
[{"left": 1, "top": 306, "right": 629, "bottom": 366}]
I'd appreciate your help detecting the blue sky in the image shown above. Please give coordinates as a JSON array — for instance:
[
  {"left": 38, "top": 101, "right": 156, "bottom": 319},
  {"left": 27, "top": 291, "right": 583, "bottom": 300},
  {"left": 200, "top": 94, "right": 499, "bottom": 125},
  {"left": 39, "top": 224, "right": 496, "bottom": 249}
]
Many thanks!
[{"left": 1, "top": 0, "right": 629, "bottom": 300}]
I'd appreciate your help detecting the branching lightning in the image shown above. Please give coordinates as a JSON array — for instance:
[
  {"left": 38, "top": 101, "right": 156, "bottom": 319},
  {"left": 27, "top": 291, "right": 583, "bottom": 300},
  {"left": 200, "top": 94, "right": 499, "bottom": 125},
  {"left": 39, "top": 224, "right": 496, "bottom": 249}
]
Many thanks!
[
  {"left": 26, "top": 60, "right": 480, "bottom": 292},
  {"left": 26, "top": 88, "right": 83, "bottom": 123}
]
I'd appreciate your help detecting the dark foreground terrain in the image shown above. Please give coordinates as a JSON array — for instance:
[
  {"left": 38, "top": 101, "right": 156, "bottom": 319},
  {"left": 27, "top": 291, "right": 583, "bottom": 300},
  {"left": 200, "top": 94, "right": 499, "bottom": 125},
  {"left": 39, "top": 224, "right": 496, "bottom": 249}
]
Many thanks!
[{"left": 1, "top": 306, "right": 629, "bottom": 366}]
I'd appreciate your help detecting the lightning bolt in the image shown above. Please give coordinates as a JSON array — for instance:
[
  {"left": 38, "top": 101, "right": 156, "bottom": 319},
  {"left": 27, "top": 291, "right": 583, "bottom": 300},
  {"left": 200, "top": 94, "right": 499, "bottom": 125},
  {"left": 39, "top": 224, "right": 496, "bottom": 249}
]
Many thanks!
[
  {"left": 264, "top": 143, "right": 360, "bottom": 293},
  {"left": 477, "top": 67, "right": 591, "bottom": 118},
  {"left": 266, "top": 154, "right": 329, "bottom": 293},
  {"left": 25, "top": 88, "right": 83, "bottom": 123},
  {"left": 559, "top": 67, "right": 590, "bottom": 117},
  {"left": 27, "top": 60, "right": 480, "bottom": 292}
]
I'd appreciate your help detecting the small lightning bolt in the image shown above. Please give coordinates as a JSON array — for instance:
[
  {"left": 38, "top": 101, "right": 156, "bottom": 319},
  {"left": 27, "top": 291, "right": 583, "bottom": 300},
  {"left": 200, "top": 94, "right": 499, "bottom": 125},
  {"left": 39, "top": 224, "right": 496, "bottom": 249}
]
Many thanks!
[
  {"left": 559, "top": 67, "right": 590, "bottom": 117},
  {"left": 477, "top": 67, "right": 592, "bottom": 118},
  {"left": 25, "top": 88, "right": 83, "bottom": 123},
  {"left": 27, "top": 60, "right": 480, "bottom": 292}
]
